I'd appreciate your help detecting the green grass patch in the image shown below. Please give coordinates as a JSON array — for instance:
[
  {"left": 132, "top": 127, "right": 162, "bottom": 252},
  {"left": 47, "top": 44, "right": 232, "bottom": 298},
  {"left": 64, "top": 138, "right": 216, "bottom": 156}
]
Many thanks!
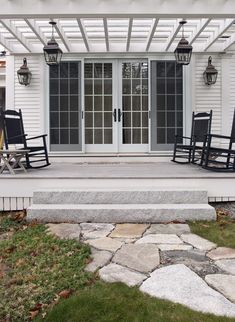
[
  {"left": 38, "top": 282, "right": 235, "bottom": 322},
  {"left": 0, "top": 214, "right": 93, "bottom": 321},
  {"left": 189, "top": 210, "right": 235, "bottom": 248}
]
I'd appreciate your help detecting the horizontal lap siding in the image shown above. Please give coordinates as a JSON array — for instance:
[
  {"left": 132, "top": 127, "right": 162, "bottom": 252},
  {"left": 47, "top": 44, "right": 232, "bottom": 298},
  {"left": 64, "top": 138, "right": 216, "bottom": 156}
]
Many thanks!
[
  {"left": 14, "top": 56, "right": 44, "bottom": 144},
  {"left": 194, "top": 55, "right": 222, "bottom": 138}
]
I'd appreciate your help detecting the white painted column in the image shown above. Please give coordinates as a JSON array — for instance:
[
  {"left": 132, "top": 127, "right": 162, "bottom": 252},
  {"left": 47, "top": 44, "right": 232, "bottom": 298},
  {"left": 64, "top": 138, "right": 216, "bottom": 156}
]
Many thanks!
[
  {"left": 5, "top": 55, "right": 15, "bottom": 109},
  {"left": 221, "top": 54, "right": 231, "bottom": 136}
]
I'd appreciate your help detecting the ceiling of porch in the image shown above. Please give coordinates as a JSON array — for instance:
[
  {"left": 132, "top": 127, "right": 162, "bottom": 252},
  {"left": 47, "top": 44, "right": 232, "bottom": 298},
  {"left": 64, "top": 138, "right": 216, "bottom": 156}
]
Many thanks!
[{"left": 1, "top": 17, "right": 235, "bottom": 54}]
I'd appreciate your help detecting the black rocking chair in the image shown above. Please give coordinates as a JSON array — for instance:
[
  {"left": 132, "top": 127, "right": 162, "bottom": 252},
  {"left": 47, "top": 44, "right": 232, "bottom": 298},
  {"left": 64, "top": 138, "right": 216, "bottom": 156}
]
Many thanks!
[
  {"left": 0, "top": 109, "right": 50, "bottom": 169},
  {"left": 201, "top": 109, "right": 235, "bottom": 172},
  {"left": 172, "top": 110, "right": 213, "bottom": 164}
]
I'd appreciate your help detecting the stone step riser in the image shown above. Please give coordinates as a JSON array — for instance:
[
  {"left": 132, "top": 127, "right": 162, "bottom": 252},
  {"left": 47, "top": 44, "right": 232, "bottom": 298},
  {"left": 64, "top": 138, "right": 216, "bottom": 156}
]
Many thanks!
[
  {"left": 27, "top": 204, "right": 216, "bottom": 223},
  {"left": 33, "top": 190, "right": 208, "bottom": 205}
]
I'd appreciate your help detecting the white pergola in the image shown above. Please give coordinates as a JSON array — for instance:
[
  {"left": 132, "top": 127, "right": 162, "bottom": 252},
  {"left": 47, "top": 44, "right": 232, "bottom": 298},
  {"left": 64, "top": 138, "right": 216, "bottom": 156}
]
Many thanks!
[{"left": 0, "top": 0, "right": 235, "bottom": 54}]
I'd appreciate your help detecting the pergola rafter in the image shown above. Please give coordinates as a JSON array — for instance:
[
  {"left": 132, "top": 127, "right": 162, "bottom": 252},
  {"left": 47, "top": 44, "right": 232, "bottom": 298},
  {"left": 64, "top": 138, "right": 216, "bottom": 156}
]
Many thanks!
[
  {"left": 103, "top": 18, "right": 109, "bottom": 52},
  {"left": 165, "top": 19, "right": 182, "bottom": 52},
  {"left": 203, "top": 18, "right": 234, "bottom": 51},
  {"left": 77, "top": 18, "right": 90, "bottom": 52},
  {"left": 189, "top": 18, "right": 211, "bottom": 45},
  {"left": 25, "top": 19, "right": 47, "bottom": 46},
  {"left": 51, "top": 19, "right": 72, "bottom": 52},
  {"left": 0, "top": 19, "right": 32, "bottom": 52},
  {"left": 145, "top": 18, "right": 159, "bottom": 51},
  {"left": 126, "top": 18, "right": 133, "bottom": 52}
]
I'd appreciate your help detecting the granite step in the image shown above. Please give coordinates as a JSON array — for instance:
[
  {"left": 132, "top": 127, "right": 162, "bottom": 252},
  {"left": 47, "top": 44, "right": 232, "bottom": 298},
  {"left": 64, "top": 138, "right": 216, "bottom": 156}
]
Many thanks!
[
  {"left": 27, "top": 203, "right": 216, "bottom": 223},
  {"left": 32, "top": 189, "right": 208, "bottom": 205}
]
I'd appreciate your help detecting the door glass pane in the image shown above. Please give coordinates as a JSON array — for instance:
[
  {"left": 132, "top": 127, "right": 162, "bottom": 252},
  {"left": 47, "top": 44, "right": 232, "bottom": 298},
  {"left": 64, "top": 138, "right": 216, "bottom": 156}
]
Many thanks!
[
  {"left": 151, "top": 61, "right": 183, "bottom": 150},
  {"left": 85, "top": 63, "right": 113, "bottom": 144},
  {"left": 49, "top": 61, "right": 82, "bottom": 151},
  {"left": 122, "top": 62, "right": 148, "bottom": 144}
]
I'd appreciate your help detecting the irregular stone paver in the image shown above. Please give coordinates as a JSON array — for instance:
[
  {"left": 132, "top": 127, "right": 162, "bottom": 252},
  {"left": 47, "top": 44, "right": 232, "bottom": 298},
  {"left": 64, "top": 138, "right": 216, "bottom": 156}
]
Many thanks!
[
  {"left": 207, "top": 247, "right": 235, "bottom": 260},
  {"left": 109, "top": 223, "right": 148, "bottom": 238},
  {"left": 136, "top": 234, "right": 183, "bottom": 245},
  {"left": 144, "top": 224, "right": 190, "bottom": 236},
  {"left": 157, "top": 244, "right": 193, "bottom": 251},
  {"left": 85, "top": 237, "right": 123, "bottom": 252},
  {"left": 80, "top": 223, "right": 114, "bottom": 239},
  {"left": 113, "top": 244, "right": 160, "bottom": 273},
  {"left": 112, "top": 238, "right": 137, "bottom": 244},
  {"left": 140, "top": 264, "right": 235, "bottom": 318},
  {"left": 85, "top": 248, "right": 112, "bottom": 273},
  {"left": 205, "top": 274, "right": 235, "bottom": 303},
  {"left": 46, "top": 223, "right": 81, "bottom": 240},
  {"left": 181, "top": 233, "right": 216, "bottom": 251},
  {"left": 99, "top": 263, "right": 147, "bottom": 287},
  {"left": 215, "top": 259, "right": 235, "bottom": 275},
  {"left": 160, "top": 250, "right": 223, "bottom": 278}
]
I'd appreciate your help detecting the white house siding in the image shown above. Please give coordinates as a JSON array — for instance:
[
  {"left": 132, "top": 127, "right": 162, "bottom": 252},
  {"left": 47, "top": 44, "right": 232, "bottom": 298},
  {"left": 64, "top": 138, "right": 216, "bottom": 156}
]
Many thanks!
[
  {"left": 228, "top": 54, "right": 235, "bottom": 129},
  {"left": 13, "top": 55, "right": 46, "bottom": 144},
  {"left": 194, "top": 54, "right": 222, "bottom": 137}
]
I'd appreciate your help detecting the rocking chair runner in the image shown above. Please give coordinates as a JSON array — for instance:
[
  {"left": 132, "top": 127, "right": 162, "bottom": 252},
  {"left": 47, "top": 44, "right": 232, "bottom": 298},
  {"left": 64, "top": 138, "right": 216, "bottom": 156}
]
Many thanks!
[
  {"left": 172, "top": 110, "right": 213, "bottom": 164},
  {"left": 201, "top": 109, "right": 235, "bottom": 172},
  {"left": 0, "top": 109, "right": 50, "bottom": 169}
]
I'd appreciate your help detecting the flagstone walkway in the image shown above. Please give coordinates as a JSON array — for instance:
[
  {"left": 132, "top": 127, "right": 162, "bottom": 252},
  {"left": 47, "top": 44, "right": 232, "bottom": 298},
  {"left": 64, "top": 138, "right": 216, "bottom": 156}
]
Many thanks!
[{"left": 46, "top": 222, "right": 235, "bottom": 318}]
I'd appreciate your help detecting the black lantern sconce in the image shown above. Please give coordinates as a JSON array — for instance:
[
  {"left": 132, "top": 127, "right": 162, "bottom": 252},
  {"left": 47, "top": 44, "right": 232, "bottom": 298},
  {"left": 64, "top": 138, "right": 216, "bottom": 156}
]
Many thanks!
[
  {"left": 203, "top": 56, "right": 218, "bottom": 85},
  {"left": 174, "top": 20, "right": 193, "bottom": 65},
  {"left": 17, "top": 58, "right": 32, "bottom": 86},
  {"left": 43, "top": 21, "right": 63, "bottom": 66}
]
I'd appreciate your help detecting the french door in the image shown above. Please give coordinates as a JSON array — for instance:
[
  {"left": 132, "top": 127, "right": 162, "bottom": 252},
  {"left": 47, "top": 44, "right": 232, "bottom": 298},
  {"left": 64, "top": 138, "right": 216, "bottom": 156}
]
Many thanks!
[{"left": 84, "top": 60, "right": 149, "bottom": 153}]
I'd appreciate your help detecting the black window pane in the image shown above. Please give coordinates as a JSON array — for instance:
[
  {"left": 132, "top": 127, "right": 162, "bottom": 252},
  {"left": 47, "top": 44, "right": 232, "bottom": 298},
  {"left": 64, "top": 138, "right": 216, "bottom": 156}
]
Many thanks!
[
  {"left": 70, "top": 63, "right": 79, "bottom": 78},
  {"left": 177, "top": 95, "right": 183, "bottom": 110},
  {"left": 85, "top": 63, "right": 93, "bottom": 78},
  {"left": 157, "top": 79, "right": 165, "bottom": 94},
  {"left": 94, "top": 113, "right": 102, "bottom": 127},
  {"left": 60, "top": 96, "right": 68, "bottom": 111},
  {"left": 104, "top": 64, "right": 112, "bottom": 78},
  {"left": 142, "top": 96, "right": 148, "bottom": 111},
  {"left": 123, "top": 112, "right": 131, "bottom": 127},
  {"left": 94, "top": 129, "right": 103, "bottom": 143},
  {"left": 50, "top": 129, "right": 59, "bottom": 144},
  {"left": 157, "top": 112, "right": 166, "bottom": 127},
  {"left": 177, "top": 112, "right": 183, "bottom": 127},
  {"left": 50, "top": 112, "right": 59, "bottom": 127},
  {"left": 104, "top": 112, "right": 112, "bottom": 127},
  {"left": 70, "top": 96, "right": 79, "bottom": 111},
  {"left": 70, "top": 129, "right": 79, "bottom": 144},
  {"left": 167, "top": 112, "right": 175, "bottom": 127},
  {"left": 133, "top": 129, "right": 141, "bottom": 144},
  {"left": 133, "top": 112, "right": 141, "bottom": 127},
  {"left": 157, "top": 95, "right": 165, "bottom": 110},
  {"left": 70, "top": 112, "right": 79, "bottom": 127},
  {"left": 94, "top": 63, "right": 103, "bottom": 78},
  {"left": 104, "top": 96, "right": 112, "bottom": 111},
  {"left": 157, "top": 128, "right": 165, "bottom": 144},
  {"left": 166, "top": 62, "right": 175, "bottom": 77},
  {"left": 60, "top": 63, "right": 69, "bottom": 78},
  {"left": 167, "top": 128, "right": 176, "bottom": 144},
  {"left": 176, "top": 64, "right": 183, "bottom": 78},
  {"left": 167, "top": 79, "right": 175, "bottom": 94},
  {"left": 123, "top": 80, "right": 131, "bottom": 94},
  {"left": 60, "top": 129, "right": 69, "bottom": 144},
  {"left": 132, "top": 96, "right": 141, "bottom": 111},
  {"left": 50, "top": 65, "right": 59, "bottom": 78},
  {"left": 85, "top": 80, "right": 93, "bottom": 95},
  {"left": 176, "top": 79, "right": 183, "bottom": 94},
  {"left": 167, "top": 95, "right": 175, "bottom": 111},
  {"left": 50, "top": 96, "right": 59, "bottom": 111},
  {"left": 157, "top": 62, "right": 165, "bottom": 77},
  {"left": 123, "top": 96, "right": 131, "bottom": 111},
  {"left": 104, "top": 80, "right": 112, "bottom": 94},
  {"left": 60, "top": 112, "right": 69, "bottom": 128},
  {"left": 85, "top": 112, "right": 93, "bottom": 127},
  {"left": 60, "top": 79, "right": 68, "bottom": 94},
  {"left": 123, "top": 129, "right": 131, "bottom": 144},
  {"left": 122, "top": 63, "right": 132, "bottom": 78},
  {"left": 132, "top": 63, "right": 141, "bottom": 78},
  {"left": 50, "top": 79, "right": 59, "bottom": 95},
  {"left": 70, "top": 79, "right": 78, "bottom": 94}
]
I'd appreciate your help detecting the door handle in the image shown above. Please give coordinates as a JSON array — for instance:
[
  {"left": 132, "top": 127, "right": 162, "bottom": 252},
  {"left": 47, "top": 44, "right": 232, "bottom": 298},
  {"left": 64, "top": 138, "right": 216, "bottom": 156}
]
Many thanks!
[
  {"left": 113, "top": 109, "right": 117, "bottom": 122},
  {"left": 118, "top": 109, "right": 122, "bottom": 122}
]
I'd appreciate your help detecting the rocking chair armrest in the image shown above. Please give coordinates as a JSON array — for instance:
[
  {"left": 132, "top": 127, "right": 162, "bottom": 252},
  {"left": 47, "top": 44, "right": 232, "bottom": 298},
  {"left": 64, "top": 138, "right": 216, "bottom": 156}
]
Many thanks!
[
  {"left": 8, "top": 133, "right": 27, "bottom": 140},
  {"left": 206, "top": 134, "right": 233, "bottom": 140},
  {"left": 175, "top": 135, "right": 191, "bottom": 140},
  {"left": 26, "top": 134, "right": 47, "bottom": 141}
]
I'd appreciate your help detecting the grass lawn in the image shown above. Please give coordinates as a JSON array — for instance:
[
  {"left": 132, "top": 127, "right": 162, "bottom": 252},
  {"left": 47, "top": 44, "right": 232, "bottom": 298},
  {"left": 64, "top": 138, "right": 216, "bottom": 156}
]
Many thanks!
[
  {"left": 189, "top": 209, "right": 235, "bottom": 248},
  {"left": 1, "top": 210, "right": 235, "bottom": 322}
]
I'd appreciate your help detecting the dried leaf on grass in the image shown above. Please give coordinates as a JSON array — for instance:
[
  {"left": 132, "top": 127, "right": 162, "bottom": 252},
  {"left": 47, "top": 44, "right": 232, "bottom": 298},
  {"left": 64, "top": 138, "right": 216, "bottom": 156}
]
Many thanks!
[{"left": 58, "top": 289, "right": 73, "bottom": 299}]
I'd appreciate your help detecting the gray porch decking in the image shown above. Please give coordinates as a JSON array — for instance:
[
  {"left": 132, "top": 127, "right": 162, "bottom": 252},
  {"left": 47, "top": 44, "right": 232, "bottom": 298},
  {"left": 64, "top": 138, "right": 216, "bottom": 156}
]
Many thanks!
[{"left": 1, "top": 161, "right": 235, "bottom": 211}]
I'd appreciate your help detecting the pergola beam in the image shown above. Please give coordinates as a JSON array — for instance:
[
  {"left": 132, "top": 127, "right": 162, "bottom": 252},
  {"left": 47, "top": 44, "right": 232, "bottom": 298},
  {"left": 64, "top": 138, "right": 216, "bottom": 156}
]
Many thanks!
[
  {"left": 189, "top": 18, "right": 211, "bottom": 45},
  {"left": 77, "top": 18, "right": 90, "bottom": 52},
  {"left": 203, "top": 18, "right": 234, "bottom": 51},
  {"left": 126, "top": 17, "right": 133, "bottom": 52},
  {"left": 0, "top": 34, "right": 12, "bottom": 52},
  {"left": 0, "top": 19, "right": 32, "bottom": 52},
  {"left": 25, "top": 19, "right": 47, "bottom": 46},
  {"left": 145, "top": 18, "right": 159, "bottom": 51},
  {"left": 51, "top": 19, "right": 71, "bottom": 52},
  {"left": 223, "top": 33, "right": 235, "bottom": 51},
  {"left": 103, "top": 18, "right": 109, "bottom": 52},
  {"left": 165, "top": 19, "right": 182, "bottom": 52}
]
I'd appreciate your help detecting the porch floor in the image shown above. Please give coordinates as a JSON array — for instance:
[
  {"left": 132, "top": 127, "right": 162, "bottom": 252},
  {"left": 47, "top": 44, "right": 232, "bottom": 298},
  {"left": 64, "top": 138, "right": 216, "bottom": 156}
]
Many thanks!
[{"left": 1, "top": 161, "right": 235, "bottom": 179}]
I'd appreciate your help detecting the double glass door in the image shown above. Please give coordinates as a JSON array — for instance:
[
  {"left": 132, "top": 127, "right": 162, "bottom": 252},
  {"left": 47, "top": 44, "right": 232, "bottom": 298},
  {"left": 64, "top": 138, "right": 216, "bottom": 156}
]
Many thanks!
[{"left": 84, "top": 60, "right": 149, "bottom": 153}]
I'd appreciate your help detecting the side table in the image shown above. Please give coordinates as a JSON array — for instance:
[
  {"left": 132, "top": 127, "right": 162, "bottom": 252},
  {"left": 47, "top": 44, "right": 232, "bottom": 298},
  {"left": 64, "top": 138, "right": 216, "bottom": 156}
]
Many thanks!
[{"left": 0, "top": 149, "right": 30, "bottom": 174}]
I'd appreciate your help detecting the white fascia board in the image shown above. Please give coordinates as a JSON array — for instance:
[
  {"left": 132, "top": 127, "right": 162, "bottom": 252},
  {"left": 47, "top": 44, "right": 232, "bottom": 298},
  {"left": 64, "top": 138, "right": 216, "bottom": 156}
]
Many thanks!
[{"left": 1, "top": 0, "right": 235, "bottom": 18}]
